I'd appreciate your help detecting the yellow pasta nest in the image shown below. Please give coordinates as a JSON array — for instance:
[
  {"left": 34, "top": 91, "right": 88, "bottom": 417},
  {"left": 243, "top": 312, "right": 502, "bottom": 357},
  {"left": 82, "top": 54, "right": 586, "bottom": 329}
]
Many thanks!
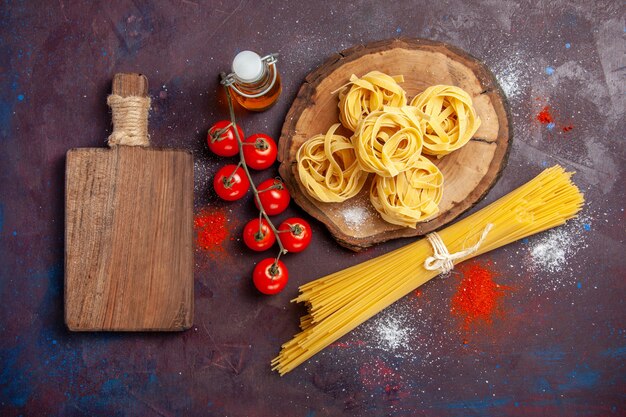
[
  {"left": 296, "top": 74, "right": 483, "bottom": 229},
  {"left": 409, "top": 85, "right": 481, "bottom": 157},
  {"left": 296, "top": 123, "right": 369, "bottom": 203},
  {"left": 337, "top": 71, "right": 407, "bottom": 131},
  {"left": 369, "top": 156, "right": 443, "bottom": 228},
  {"left": 352, "top": 106, "right": 423, "bottom": 177}
]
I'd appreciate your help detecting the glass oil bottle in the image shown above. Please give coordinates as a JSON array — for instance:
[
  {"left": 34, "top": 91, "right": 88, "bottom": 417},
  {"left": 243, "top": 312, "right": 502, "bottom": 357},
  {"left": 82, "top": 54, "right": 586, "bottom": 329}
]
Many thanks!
[{"left": 221, "top": 51, "right": 282, "bottom": 112}]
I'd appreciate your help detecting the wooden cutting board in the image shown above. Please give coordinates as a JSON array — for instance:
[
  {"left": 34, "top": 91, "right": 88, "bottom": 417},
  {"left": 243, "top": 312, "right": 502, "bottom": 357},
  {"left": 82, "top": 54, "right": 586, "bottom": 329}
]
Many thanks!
[
  {"left": 65, "top": 73, "right": 194, "bottom": 331},
  {"left": 278, "top": 38, "right": 511, "bottom": 251}
]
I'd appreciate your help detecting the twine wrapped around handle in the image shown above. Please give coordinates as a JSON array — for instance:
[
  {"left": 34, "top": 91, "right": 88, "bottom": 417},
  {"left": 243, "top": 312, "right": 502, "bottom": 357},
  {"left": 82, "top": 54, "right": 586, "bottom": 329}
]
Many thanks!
[
  {"left": 424, "top": 223, "right": 494, "bottom": 273},
  {"left": 107, "top": 94, "right": 151, "bottom": 147}
]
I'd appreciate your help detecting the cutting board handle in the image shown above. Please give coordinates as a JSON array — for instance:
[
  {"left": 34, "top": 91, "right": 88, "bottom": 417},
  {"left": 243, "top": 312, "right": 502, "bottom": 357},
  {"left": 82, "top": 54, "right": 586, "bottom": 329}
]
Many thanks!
[{"left": 107, "top": 73, "right": 150, "bottom": 147}]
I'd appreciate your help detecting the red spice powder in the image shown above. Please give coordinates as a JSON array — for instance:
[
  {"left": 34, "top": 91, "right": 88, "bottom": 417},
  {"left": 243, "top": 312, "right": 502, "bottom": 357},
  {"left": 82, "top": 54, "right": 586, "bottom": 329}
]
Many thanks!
[
  {"left": 451, "top": 261, "right": 509, "bottom": 330},
  {"left": 358, "top": 358, "right": 408, "bottom": 400},
  {"left": 194, "top": 208, "right": 228, "bottom": 252},
  {"left": 536, "top": 106, "right": 554, "bottom": 124},
  {"left": 359, "top": 358, "right": 398, "bottom": 390},
  {"left": 535, "top": 103, "right": 575, "bottom": 132},
  {"left": 330, "top": 340, "right": 366, "bottom": 349}
]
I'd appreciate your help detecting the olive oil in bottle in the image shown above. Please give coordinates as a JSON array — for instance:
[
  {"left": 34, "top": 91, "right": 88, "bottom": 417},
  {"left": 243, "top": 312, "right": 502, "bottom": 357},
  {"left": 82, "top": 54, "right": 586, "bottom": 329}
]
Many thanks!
[{"left": 222, "top": 51, "right": 282, "bottom": 112}]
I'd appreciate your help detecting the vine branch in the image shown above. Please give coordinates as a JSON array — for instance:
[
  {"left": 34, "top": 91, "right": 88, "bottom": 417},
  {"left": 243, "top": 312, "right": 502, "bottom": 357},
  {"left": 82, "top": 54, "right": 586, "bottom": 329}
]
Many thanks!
[{"left": 221, "top": 81, "right": 288, "bottom": 262}]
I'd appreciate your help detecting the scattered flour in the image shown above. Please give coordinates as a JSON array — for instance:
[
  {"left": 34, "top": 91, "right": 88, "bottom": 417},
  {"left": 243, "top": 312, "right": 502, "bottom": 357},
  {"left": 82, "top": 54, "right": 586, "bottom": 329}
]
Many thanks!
[
  {"left": 371, "top": 315, "right": 410, "bottom": 351},
  {"left": 193, "top": 157, "right": 215, "bottom": 194},
  {"left": 341, "top": 205, "right": 369, "bottom": 230},
  {"left": 490, "top": 51, "right": 535, "bottom": 103},
  {"left": 494, "top": 61, "right": 524, "bottom": 101},
  {"left": 530, "top": 229, "right": 571, "bottom": 273},
  {"left": 355, "top": 300, "right": 418, "bottom": 359},
  {"left": 528, "top": 214, "right": 591, "bottom": 279}
]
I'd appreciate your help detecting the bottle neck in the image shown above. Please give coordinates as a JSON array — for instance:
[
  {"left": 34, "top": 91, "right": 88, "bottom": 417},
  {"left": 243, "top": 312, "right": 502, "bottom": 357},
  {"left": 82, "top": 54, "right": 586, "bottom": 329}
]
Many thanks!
[{"left": 222, "top": 54, "right": 279, "bottom": 99}]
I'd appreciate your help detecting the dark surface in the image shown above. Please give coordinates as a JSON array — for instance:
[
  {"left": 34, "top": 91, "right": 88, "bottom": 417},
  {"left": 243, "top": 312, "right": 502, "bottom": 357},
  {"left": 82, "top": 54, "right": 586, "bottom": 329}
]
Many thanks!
[{"left": 1, "top": 1, "right": 624, "bottom": 416}]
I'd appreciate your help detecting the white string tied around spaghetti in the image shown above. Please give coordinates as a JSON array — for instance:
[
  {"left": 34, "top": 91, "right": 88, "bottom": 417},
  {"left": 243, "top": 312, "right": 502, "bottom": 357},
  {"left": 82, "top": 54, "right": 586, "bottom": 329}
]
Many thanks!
[
  {"left": 424, "top": 223, "right": 494, "bottom": 273},
  {"left": 107, "top": 94, "right": 151, "bottom": 147}
]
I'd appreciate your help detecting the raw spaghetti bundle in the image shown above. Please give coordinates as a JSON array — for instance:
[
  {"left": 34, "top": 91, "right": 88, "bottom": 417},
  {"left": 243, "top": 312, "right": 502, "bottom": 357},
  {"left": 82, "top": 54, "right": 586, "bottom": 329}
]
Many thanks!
[
  {"left": 410, "top": 85, "right": 481, "bottom": 157},
  {"left": 370, "top": 156, "right": 444, "bottom": 227},
  {"left": 296, "top": 123, "right": 369, "bottom": 203},
  {"left": 272, "top": 166, "right": 584, "bottom": 375},
  {"left": 336, "top": 71, "right": 407, "bottom": 131}
]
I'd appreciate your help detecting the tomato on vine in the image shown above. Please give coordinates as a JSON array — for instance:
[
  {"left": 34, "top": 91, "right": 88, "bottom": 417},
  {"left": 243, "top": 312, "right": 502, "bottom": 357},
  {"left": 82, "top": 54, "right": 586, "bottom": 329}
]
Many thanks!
[
  {"left": 278, "top": 218, "right": 312, "bottom": 253},
  {"left": 207, "top": 120, "right": 244, "bottom": 157},
  {"left": 243, "top": 133, "right": 278, "bottom": 170},
  {"left": 243, "top": 218, "right": 275, "bottom": 251},
  {"left": 213, "top": 164, "right": 249, "bottom": 201},
  {"left": 253, "top": 258, "right": 288, "bottom": 295},
  {"left": 255, "top": 178, "right": 290, "bottom": 215}
]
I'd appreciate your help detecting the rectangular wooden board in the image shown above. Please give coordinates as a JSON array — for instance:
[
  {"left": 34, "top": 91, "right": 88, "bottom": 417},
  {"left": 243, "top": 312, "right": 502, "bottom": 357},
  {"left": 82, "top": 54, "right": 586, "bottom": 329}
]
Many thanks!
[{"left": 65, "top": 146, "right": 194, "bottom": 331}]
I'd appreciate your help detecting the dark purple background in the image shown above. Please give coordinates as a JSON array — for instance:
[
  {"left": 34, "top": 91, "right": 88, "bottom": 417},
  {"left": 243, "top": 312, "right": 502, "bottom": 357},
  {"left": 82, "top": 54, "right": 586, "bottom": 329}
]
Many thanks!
[{"left": 1, "top": 1, "right": 624, "bottom": 416}]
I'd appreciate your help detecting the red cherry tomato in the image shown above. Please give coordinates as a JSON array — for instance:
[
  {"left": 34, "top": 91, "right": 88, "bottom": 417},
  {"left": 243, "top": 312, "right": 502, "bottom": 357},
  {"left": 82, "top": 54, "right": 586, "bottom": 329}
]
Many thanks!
[
  {"left": 243, "top": 133, "right": 278, "bottom": 170},
  {"left": 253, "top": 258, "right": 288, "bottom": 295},
  {"left": 255, "top": 178, "right": 290, "bottom": 215},
  {"left": 207, "top": 120, "right": 244, "bottom": 157},
  {"left": 213, "top": 164, "right": 249, "bottom": 201},
  {"left": 278, "top": 217, "right": 312, "bottom": 253},
  {"left": 243, "top": 218, "right": 275, "bottom": 251}
]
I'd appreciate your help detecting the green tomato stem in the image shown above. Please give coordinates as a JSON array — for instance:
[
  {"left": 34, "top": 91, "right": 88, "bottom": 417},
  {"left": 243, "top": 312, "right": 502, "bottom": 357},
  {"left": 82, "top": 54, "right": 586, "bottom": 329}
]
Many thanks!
[
  {"left": 209, "top": 122, "right": 233, "bottom": 142},
  {"left": 224, "top": 161, "right": 242, "bottom": 186},
  {"left": 269, "top": 262, "right": 280, "bottom": 277},
  {"left": 255, "top": 138, "right": 269, "bottom": 150}
]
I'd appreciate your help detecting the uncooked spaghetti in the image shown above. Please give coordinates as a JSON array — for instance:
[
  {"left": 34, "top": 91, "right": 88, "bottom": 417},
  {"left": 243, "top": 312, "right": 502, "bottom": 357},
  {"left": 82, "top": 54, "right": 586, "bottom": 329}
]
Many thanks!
[{"left": 272, "top": 166, "right": 584, "bottom": 375}]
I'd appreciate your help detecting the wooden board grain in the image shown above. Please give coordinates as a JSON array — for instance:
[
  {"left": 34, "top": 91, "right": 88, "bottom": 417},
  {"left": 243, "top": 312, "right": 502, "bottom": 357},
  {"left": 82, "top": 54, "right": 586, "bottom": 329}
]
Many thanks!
[
  {"left": 64, "top": 74, "right": 194, "bottom": 331},
  {"left": 278, "top": 38, "right": 511, "bottom": 251}
]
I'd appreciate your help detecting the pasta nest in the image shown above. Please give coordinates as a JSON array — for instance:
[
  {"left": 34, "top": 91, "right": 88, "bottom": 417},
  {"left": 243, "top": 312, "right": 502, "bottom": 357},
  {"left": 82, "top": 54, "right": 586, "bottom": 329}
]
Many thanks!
[
  {"left": 336, "top": 71, "right": 407, "bottom": 131},
  {"left": 296, "top": 123, "right": 369, "bottom": 203},
  {"left": 409, "top": 85, "right": 481, "bottom": 157},
  {"left": 352, "top": 106, "right": 424, "bottom": 177},
  {"left": 370, "top": 156, "right": 444, "bottom": 228}
]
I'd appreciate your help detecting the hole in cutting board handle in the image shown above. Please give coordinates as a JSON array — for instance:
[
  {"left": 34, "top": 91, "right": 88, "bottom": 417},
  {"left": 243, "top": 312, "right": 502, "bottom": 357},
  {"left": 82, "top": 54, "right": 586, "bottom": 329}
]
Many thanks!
[{"left": 112, "top": 73, "right": 149, "bottom": 98}]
